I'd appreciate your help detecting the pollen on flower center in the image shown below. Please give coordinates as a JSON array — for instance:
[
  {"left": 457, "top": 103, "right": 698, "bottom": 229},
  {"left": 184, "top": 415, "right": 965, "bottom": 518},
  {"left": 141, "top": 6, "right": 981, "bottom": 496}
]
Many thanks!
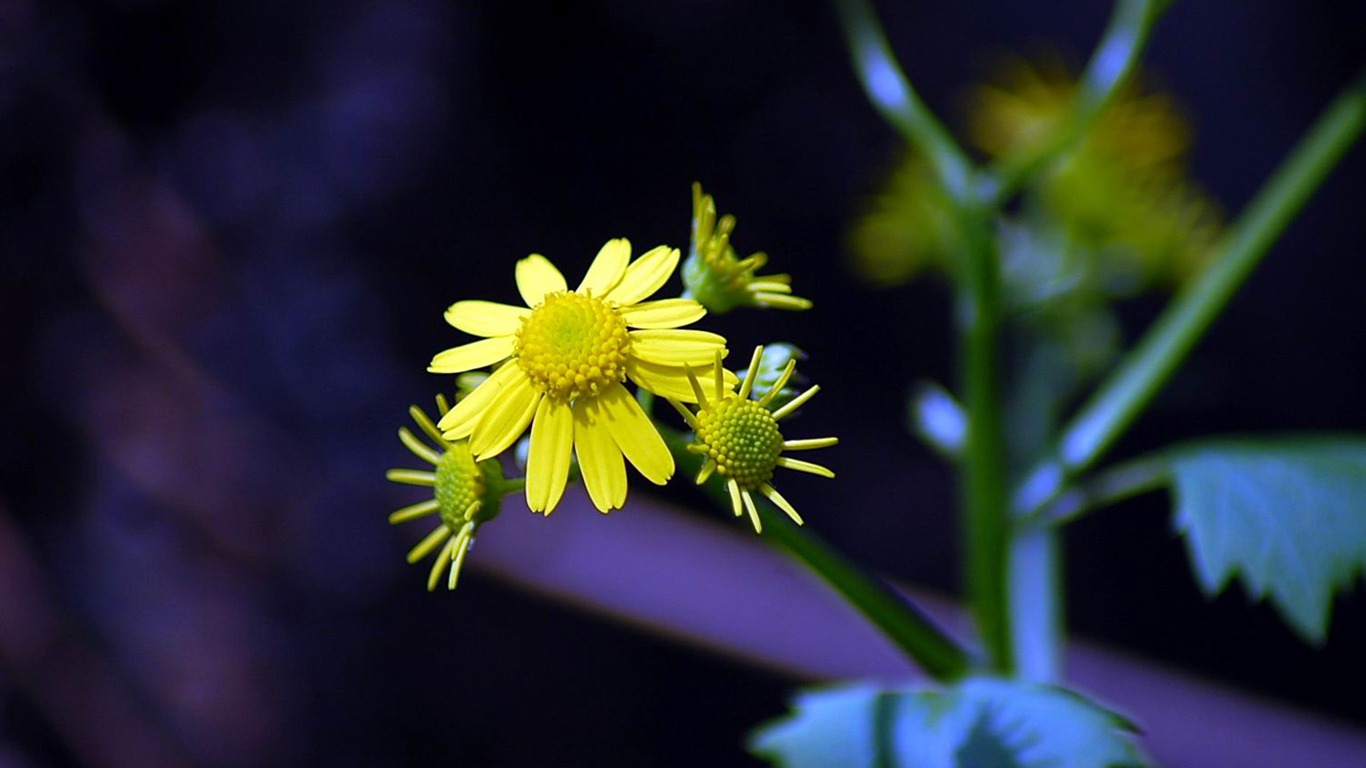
[
  {"left": 694, "top": 398, "right": 783, "bottom": 489},
  {"left": 434, "top": 447, "right": 485, "bottom": 527},
  {"left": 514, "top": 291, "right": 631, "bottom": 402}
]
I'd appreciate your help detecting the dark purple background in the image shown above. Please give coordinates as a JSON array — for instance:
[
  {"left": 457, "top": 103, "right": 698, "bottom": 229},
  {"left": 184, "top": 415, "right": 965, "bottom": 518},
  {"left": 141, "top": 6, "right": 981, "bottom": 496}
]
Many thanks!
[{"left": 1, "top": 1, "right": 1363, "bottom": 765}]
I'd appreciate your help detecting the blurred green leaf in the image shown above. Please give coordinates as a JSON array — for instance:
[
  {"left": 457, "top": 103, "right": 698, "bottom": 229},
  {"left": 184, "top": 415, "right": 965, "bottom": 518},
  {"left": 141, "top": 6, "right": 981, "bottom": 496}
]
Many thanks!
[
  {"left": 1167, "top": 435, "right": 1366, "bottom": 643},
  {"left": 749, "top": 678, "right": 1146, "bottom": 768}
]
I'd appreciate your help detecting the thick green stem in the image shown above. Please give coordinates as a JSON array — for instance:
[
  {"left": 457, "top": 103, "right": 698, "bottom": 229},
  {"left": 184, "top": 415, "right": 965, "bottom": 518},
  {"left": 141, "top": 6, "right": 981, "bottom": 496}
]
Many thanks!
[
  {"left": 957, "top": 204, "right": 1013, "bottom": 674},
  {"left": 834, "top": 0, "right": 1010, "bottom": 674},
  {"left": 833, "top": 0, "right": 976, "bottom": 203},
  {"left": 1016, "top": 68, "right": 1366, "bottom": 518},
  {"left": 660, "top": 428, "right": 974, "bottom": 682},
  {"left": 989, "top": 0, "right": 1171, "bottom": 203}
]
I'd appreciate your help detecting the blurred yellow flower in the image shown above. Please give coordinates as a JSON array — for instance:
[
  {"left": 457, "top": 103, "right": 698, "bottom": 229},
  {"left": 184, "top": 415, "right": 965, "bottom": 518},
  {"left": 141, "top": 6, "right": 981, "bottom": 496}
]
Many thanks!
[
  {"left": 848, "top": 53, "right": 1221, "bottom": 292},
  {"left": 967, "top": 53, "right": 1190, "bottom": 178},
  {"left": 669, "top": 347, "right": 836, "bottom": 534},
  {"left": 969, "top": 54, "right": 1221, "bottom": 290},
  {"left": 431, "top": 240, "right": 731, "bottom": 515},
  {"left": 846, "top": 154, "right": 961, "bottom": 286}
]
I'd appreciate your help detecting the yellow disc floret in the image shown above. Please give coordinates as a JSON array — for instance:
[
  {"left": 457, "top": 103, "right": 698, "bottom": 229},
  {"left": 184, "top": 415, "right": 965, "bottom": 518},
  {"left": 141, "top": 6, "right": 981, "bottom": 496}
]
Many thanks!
[
  {"left": 694, "top": 398, "right": 783, "bottom": 490},
  {"left": 386, "top": 398, "right": 508, "bottom": 592},
  {"left": 433, "top": 445, "right": 485, "bottom": 529},
  {"left": 514, "top": 291, "right": 631, "bottom": 403},
  {"left": 669, "top": 346, "right": 837, "bottom": 534}
]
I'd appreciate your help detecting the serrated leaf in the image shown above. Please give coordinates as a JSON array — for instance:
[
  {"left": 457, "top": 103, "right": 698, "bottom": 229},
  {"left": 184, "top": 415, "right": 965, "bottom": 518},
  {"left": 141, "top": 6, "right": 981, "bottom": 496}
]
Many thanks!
[
  {"left": 1166, "top": 435, "right": 1366, "bottom": 643},
  {"left": 748, "top": 684, "right": 884, "bottom": 768},
  {"left": 749, "top": 677, "right": 1147, "bottom": 768}
]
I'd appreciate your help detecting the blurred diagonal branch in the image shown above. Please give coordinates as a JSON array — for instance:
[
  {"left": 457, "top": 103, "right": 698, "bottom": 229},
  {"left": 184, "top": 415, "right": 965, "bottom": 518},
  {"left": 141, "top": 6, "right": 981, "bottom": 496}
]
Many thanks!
[
  {"left": 0, "top": 501, "right": 191, "bottom": 768},
  {"left": 1017, "top": 67, "right": 1366, "bottom": 517}
]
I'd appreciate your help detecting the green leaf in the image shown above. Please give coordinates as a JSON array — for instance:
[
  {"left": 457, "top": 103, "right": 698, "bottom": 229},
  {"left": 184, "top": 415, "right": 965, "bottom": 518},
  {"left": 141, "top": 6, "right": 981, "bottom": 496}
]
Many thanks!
[
  {"left": 749, "top": 678, "right": 1147, "bottom": 768},
  {"left": 1167, "top": 435, "right": 1366, "bottom": 643}
]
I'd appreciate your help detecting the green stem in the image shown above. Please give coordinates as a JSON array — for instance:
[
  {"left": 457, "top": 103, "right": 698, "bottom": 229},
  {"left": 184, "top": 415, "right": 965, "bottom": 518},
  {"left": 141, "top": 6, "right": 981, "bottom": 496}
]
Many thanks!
[
  {"left": 833, "top": 0, "right": 976, "bottom": 204},
  {"left": 660, "top": 428, "right": 974, "bottom": 682},
  {"left": 1028, "top": 455, "right": 1169, "bottom": 529},
  {"left": 1016, "top": 68, "right": 1366, "bottom": 518},
  {"left": 989, "top": 0, "right": 1171, "bottom": 202},
  {"left": 957, "top": 204, "right": 1013, "bottom": 674}
]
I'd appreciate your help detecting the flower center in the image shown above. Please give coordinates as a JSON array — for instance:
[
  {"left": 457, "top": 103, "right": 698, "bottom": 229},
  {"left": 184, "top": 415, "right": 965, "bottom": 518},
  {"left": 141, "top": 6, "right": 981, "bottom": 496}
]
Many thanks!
[
  {"left": 694, "top": 398, "right": 783, "bottom": 489},
  {"left": 514, "top": 291, "right": 631, "bottom": 403},
  {"left": 434, "top": 446, "right": 485, "bottom": 527}
]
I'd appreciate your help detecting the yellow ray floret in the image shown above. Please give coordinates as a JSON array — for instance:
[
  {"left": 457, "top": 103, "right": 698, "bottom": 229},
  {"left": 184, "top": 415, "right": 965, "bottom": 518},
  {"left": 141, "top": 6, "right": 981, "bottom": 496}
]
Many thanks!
[
  {"left": 385, "top": 396, "right": 504, "bottom": 592},
  {"left": 668, "top": 346, "right": 837, "bottom": 534},
  {"left": 430, "top": 239, "right": 734, "bottom": 515}
]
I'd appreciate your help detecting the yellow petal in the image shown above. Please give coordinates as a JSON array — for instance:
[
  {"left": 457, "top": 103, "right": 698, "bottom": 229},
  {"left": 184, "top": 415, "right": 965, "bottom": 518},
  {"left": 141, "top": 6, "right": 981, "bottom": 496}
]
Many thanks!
[
  {"left": 629, "top": 329, "right": 727, "bottom": 366},
  {"left": 599, "top": 383, "right": 673, "bottom": 484},
  {"left": 573, "top": 397, "right": 627, "bottom": 512},
  {"left": 469, "top": 373, "right": 541, "bottom": 459},
  {"left": 577, "top": 238, "right": 630, "bottom": 296},
  {"left": 726, "top": 478, "right": 744, "bottom": 518},
  {"left": 444, "top": 300, "right": 528, "bottom": 338},
  {"left": 388, "top": 498, "right": 439, "bottom": 524},
  {"left": 428, "top": 336, "right": 515, "bottom": 374},
  {"left": 426, "top": 537, "right": 458, "bottom": 591},
  {"left": 776, "top": 456, "right": 835, "bottom": 478},
  {"left": 604, "top": 245, "right": 678, "bottom": 305},
  {"left": 526, "top": 398, "right": 575, "bottom": 514},
  {"left": 385, "top": 469, "right": 436, "bottom": 486},
  {"left": 620, "top": 298, "right": 707, "bottom": 329},
  {"left": 760, "top": 483, "right": 804, "bottom": 525},
  {"left": 741, "top": 488, "right": 762, "bottom": 534},
  {"left": 408, "top": 524, "right": 451, "bottom": 564},
  {"left": 516, "top": 253, "right": 567, "bottom": 307},
  {"left": 438, "top": 362, "right": 522, "bottom": 438},
  {"left": 626, "top": 358, "right": 736, "bottom": 403}
]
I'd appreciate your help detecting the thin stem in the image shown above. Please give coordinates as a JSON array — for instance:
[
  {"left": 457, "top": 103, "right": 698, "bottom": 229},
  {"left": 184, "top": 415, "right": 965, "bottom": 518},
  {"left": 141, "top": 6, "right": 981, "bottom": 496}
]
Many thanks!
[
  {"left": 1007, "top": 528, "right": 1061, "bottom": 682},
  {"left": 1028, "top": 455, "right": 1170, "bottom": 529},
  {"left": 1016, "top": 68, "right": 1366, "bottom": 518},
  {"left": 1060, "top": 70, "right": 1366, "bottom": 473},
  {"left": 957, "top": 203, "right": 1013, "bottom": 674},
  {"left": 989, "top": 0, "right": 1171, "bottom": 203},
  {"left": 660, "top": 427, "right": 974, "bottom": 682},
  {"left": 833, "top": 0, "right": 976, "bottom": 204}
]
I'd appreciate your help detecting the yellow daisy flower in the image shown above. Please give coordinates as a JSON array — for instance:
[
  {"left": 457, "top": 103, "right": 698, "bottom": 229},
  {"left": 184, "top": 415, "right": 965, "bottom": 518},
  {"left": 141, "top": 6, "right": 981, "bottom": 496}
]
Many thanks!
[
  {"left": 431, "top": 239, "right": 732, "bottom": 515},
  {"left": 669, "top": 346, "right": 837, "bottom": 534},
  {"left": 683, "top": 183, "right": 813, "bottom": 313},
  {"left": 385, "top": 397, "right": 507, "bottom": 591}
]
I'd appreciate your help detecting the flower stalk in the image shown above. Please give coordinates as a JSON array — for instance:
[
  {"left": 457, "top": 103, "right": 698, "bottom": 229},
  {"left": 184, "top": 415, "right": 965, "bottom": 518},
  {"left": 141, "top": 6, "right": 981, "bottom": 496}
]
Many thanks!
[{"left": 661, "top": 426, "right": 975, "bottom": 682}]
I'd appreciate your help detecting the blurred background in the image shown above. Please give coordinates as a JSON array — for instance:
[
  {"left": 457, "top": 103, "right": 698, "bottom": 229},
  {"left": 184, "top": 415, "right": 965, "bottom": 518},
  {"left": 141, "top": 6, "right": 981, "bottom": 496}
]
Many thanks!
[{"left": 1, "top": 0, "right": 1363, "bottom": 765}]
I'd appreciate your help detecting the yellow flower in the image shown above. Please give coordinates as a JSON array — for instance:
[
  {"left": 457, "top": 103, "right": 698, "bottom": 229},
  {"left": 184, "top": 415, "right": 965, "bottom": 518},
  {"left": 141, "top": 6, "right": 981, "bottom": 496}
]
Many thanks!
[
  {"left": 966, "top": 53, "right": 1189, "bottom": 178},
  {"left": 683, "top": 183, "right": 813, "bottom": 312},
  {"left": 846, "top": 154, "right": 961, "bottom": 286},
  {"left": 669, "top": 347, "right": 837, "bottom": 534},
  {"left": 385, "top": 397, "right": 506, "bottom": 591},
  {"left": 431, "top": 239, "right": 732, "bottom": 515},
  {"left": 966, "top": 53, "right": 1221, "bottom": 290}
]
